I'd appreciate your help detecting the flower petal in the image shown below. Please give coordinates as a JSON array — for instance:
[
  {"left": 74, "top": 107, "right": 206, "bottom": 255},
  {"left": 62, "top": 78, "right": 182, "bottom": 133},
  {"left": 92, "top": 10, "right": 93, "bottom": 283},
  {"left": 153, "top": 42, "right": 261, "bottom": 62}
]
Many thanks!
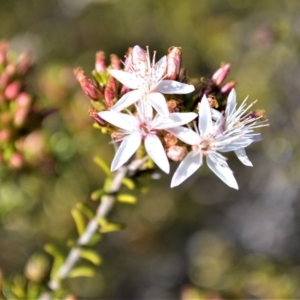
[
  {"left": 198, "top": 95, "right": 212, "bottom": 135},
  {"left": 234, "top": 148, "right": 253, "bottom": 167},
  {"left": 153, "top": 112, "right": 197, "bottom": 129},
  {"left": 152, "top": 56, "right": 167, "bottom": 84},
  {"left": 111, "top": 133, "right": 141, "bottom": 171},
  {"left": 109, "top": 70, "right": 138, "bottom": 89},
  {"left": 156, "top": 80, "right": 195, "bottom": 94},
  {"left": 206, "top": 153, "right": 238, "bottom": 189},
  {"left": 225, "top": 88, "right": 237, "bottom": 116},
  {"left": 99, "top": 110, "right": 138, "bottom": 131},
  {"left": 147, "top": 92, "right": 169, "bottom": 116},
  {"left": 166, "top": 127, "right": 200, "bottom": 145},
  {"left": 112, "top": 90, "right": 142, "bottom": 111},
  {"left": 171, "top": 151, "right": 202, "bottom": 187},
  {"left": 144, "top": 134, "right": 170, "bottom": 173}
]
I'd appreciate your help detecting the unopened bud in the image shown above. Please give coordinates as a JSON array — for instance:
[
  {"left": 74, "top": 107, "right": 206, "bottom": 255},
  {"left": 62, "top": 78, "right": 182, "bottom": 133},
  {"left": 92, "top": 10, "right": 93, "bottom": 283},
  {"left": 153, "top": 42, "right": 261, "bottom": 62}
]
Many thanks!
[
  {"left": 9, "top": 152, "right": 24, "bottom": 169},
  {"left": 111, "top": 132, "right": 125, "bottom": 141},
  {"left": 74, "top": 68, "right": 102, "bottom": 101},
  {"left": 104, "top": 76, "right": 118, "bottom": 108},
  {"left": 167, "top": 145, "right": 187, "bottom": 162},
  {"left": 95, "top": 51, "right": 106, "bottom": 73},
  {"left": 14, "top": 108, "right": 28, "bottom": 127},
  {"left": 17, "top": 51, "right": 32, "bottom": 74},
  {"left": 24, "top": 253, "right": 50, "bottom": 283},
  {"left": 212, "top": 63, "right": 230, "bottom": 86},
  {"left": 220, "top": 80, "right": 236, "bottom": 94},
  {"left": 110, "top": 54, "right": 121, "bottom": 70},
  {"left": 16, "top": 92, "right": 32, "bottom": 108},
  {"left": 164, "top": 132, "right": 178, "bottom": 147},
  {"left": 5, "top": 63, "right": 17, "bottom": 76},
  {"left": 64, "top": 295, "right": 77, "bottom": 300},
  {"left": 5, "top": 81, "right": 22, "bottom": 100},
  {"left": 167, "top": 99, "right": 183, "bottom": 113},
  {"left": 207, "top": 95, "right": 219, "bottom": 108},
  {"left": 88, "top": 107, "right": 106, "bottom": 126},
  {"left": 0, "top": 41, "right": 8, "bottom": 65},
  {"left": 0, "top": 129, "right": 11, "bottom": 142},
  {"left": 166, "top": 46, "right": 182, "bottom": 80}
]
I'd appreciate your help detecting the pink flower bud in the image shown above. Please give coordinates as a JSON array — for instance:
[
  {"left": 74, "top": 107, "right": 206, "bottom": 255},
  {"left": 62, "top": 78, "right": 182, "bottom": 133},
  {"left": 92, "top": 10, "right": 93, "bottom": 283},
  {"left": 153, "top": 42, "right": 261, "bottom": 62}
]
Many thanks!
[
  {"left": 212, "top": 63, "right": 230, "bottom": 86},
  {"left": 14, "top": 108, "right": 28, "bottom": 127},
  {"left": 110, "top": 54, "right": 121, "bottom": 70},
  {"left": 166, "top": 46, "right": 182, "bottom": 80},
  {"left": 17, "top": 51, "right": 32, "bottom": 74},
  {"left": 220, "top": 80, "right": 236, "bottom": 94},
  {"left": 88, "top": 107, "right": 107, "bottom": 126},
  {"left": 0, "top": 129, "right": 11, "bottom": 142},
  {"left": 16, "top": 92, "right": 32, "bottom": 108},
  {"left": 104, "top": 76, "right": 118, "bottom": 108},
  {"left": 167, "top": 145, "right": 187, "bottom": 162},
  {"left": 74, "top": 68, "right": 103, "bottom": 101},
  {"left": 95, "top": 51, "right": 106, "bottom": 73},
  {"left": 9, "top": 152, "right": 24, "bottom": 169},
  {"left": 5, "top": 81, "right": 22, "bottom": 100}
]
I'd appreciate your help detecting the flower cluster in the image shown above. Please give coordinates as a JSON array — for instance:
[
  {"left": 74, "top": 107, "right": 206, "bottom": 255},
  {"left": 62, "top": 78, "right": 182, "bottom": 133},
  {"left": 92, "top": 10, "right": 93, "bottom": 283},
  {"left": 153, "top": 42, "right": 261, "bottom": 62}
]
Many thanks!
[
  {"left": 0, "top": 41, "right": 51, "bottom": 169},
  {"left": 75, "top": 45, "right": 268, "bottom": 189}
]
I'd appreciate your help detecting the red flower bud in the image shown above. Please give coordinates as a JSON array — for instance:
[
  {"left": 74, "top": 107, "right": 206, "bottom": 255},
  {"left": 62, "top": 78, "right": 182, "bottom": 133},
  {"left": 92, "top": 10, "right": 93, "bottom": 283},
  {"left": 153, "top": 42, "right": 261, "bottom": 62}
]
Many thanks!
[
  {"left": 74, "top": 68, "right": 103, "bottom": 101},
  {"left": 5, "top": 81, "right": 22, "bottom": 100},
  {"left": 212, "top": 63, "right": 230, "bottom": 86},
  {"left": 110, "top": 54, "right": 121, "bottom": 70},
  {"left": 88, "top": 107, "right": 107, "bottom": 126},
  {"left": 104, "top": 75, "right": 118, "bottom": 108},
  {"left": 95, "top": 51, "right": 106, "bottom": 73},
  {"left": 220, "top": 80, "right": 236, "bottom": 94}
]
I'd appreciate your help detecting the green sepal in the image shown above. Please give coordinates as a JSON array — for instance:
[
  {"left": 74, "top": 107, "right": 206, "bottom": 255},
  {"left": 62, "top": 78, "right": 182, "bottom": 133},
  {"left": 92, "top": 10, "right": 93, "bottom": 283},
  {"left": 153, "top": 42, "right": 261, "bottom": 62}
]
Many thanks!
[
  {"left": 76, "top": 202, "right": 94, "bottom": 220},
  {"left": 93, "top": 156, "right": 111, "bottom": 177},
  {"left": 121, "top": 177, "right": 136, "bottom": 190},
  {"left": 67, "top": 266, "right": 96, "bottom": 278},
  {"left": 80, "top": 249, "right": 102, "bottom": 266},
  {"left": 116, "top": 194, "right": 137, "bottom": 204},
  {"left": 71, "top": 208, "right": 86, "bottom": 236}
]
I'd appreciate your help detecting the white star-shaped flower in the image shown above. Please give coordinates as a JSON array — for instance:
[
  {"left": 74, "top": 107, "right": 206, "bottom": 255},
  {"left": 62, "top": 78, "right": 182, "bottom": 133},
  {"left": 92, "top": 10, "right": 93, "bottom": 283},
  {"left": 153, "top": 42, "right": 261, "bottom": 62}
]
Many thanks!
[
  {"left": 171, "top": 95, "right": 256, "bottom": 189},
  {"left": 109, "top": 45, "right": 195, "bottom": 116},
  {"left": 98, "top": 109, "right": 197, "bottom": 173}
]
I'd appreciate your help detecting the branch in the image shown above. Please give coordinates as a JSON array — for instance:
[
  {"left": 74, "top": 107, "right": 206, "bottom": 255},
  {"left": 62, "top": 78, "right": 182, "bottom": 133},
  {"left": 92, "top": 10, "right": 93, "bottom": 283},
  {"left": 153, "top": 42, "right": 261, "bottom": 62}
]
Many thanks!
[{"left": 48, "top": 157, "right": 147, "bottom": 291}]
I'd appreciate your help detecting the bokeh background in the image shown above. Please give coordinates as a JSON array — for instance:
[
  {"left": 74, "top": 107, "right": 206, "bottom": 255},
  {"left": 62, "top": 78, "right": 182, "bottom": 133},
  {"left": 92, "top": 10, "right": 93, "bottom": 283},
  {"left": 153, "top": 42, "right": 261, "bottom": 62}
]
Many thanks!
[{"left": 1, "top": 0, "right": 300, "bottom": 298}]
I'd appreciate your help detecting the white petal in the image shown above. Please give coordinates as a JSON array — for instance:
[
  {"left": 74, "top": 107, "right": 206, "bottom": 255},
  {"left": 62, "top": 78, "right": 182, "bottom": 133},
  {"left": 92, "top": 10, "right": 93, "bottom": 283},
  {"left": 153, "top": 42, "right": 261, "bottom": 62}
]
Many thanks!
[
  {"left": 147, "top": 92, "right": 169, "bottom": 116},
  {"left": 199, "top": 95, "right": 212, "bottom": 135},
  {"left": 111, "top": 133, "right": 141, "bottom": 171},
  {"left": 144, "top": 134, "right": 170, "bottom": 173},
  {"left": 211, "top": 108, "right": 223, "bottom": 122},
  {"left": 112, "top": 90, "right": 142, "bottom": 111},
  {"left": 99, "top": 110, "right": 138, "bottom": 131},
  {"left": 156, "top": 80, "right": 195, "bottom": 94},
  {"left": 153, "top": 56, "right": 167, "bottom": 83},
  {"left": 226, "top": 88, "right": 237, "bottom": 116},
  {"left": 206, "top": 153, "right": 238, "bottom": 189},
  {"left": 171, "top": 151, "right": 202, "bottom": 187},
  {"left": 234, "top": 148, "right": 253, "bottom": 167},
  {"left": 166, "top": 127, "right": 200, "bottom": 145},
  {"left": 153, "top": 112, "right": 197, "bottom": 129},
  {"left": 109, "top": 70, "right": 138, "bottom": 89}
]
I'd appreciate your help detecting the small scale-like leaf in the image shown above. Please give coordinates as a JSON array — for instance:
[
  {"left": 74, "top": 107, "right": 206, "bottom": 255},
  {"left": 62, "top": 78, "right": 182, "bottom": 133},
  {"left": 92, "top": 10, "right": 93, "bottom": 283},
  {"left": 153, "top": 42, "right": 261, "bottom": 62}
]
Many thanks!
[
  {"left": 93, "top": 156, "right": 111, "bottom": 177},
  {"left": 97, "top": 218, "right": 125, "bottom": 233},
  {"left": 67, "top": 266, "right": 96, "bottom": 278},
  {"left": 80, "top": 249, "right": 102, "bottom": 266},
  {"left": 87, "top": 233, "right": 102, "bottom": 246},
  {"left": 76, "top": 202, "right": 94, "bottom": 219},
  {"left": 71, "top": 209, "right": 86, "bottom": 235},
  {"left": 44, "top": 244, "right": 65, "bottom": 281},
  {"left": 103, "top": 177, "right": 113, "bottom": 192},
  {"left": 116, "top": 194, "right": 137, "bottom": 204},
  {"left": 91, "top": 189, "right": 105, "bottom": 201},
  {"left": 121, "top": 177, "right": 136, "bottom": 190}
]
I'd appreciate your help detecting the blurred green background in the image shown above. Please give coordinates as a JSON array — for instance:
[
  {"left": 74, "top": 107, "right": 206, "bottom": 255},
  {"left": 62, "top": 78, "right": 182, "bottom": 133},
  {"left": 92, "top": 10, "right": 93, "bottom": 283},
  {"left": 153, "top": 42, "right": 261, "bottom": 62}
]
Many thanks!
[{"left": 1, "top": 0, "right": 300, "bottom": 298}]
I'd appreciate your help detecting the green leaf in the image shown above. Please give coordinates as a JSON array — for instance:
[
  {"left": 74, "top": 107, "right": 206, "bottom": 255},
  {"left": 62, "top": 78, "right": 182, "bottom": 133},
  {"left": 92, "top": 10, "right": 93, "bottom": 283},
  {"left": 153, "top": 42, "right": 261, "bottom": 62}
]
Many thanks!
[
  {"left": 116, "top": 194, "right": 137, "bottom": 204},
  {"left": 76, "top": 202, "right": 94, "bottom": 219},
  {"left": 71, "top": 208, "right": 86, "bottom": 236},
  {"left": 91, "top": 189, "right": 105, "bottom": 201},
  {"left": 93, "top": 156, "right": 111, "bottom": 177},
  {"left": 80, "top": 249, "right": 102, "bottom": 266},
  {"left": 121, "top": 177, "right": 136, "bottom": 190},
  {"left": 67, "top": 266, "right": 96, "bottom": 278},
  {"left": 97, "top": 218, "right": 125, "bottom": 233}
]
